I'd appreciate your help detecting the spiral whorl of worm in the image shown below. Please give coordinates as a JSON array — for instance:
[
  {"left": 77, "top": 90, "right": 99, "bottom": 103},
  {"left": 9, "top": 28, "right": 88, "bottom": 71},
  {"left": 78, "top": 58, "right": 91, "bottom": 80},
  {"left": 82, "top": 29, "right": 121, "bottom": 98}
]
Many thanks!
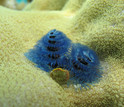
[
  {"left": 25, "top": 29, "right": 72, "bottom": 72},
  {"left": 69, "top": 43, "right": 102, "bottom": 85}
]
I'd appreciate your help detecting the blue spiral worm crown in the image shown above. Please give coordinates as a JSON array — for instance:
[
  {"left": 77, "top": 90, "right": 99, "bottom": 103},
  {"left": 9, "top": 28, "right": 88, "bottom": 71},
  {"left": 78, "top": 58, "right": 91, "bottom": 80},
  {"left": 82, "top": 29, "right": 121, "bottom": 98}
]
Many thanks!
[
  {"left": 25, "top": 29, "right": 102, "bottom": 85},
  {"left": 24, "top": 29, "right": 72, "bottom": 72},
  {"left": 69, "top": 43, "right": 102, "bottom": 85}
]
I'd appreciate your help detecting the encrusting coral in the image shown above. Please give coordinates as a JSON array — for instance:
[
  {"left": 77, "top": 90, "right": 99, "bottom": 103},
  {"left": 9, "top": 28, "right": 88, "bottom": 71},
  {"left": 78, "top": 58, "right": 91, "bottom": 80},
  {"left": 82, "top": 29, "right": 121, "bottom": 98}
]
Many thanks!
[
  {"left": 0, "top": 0, "right": 16, "bottom": 9},
  {"left": 24, "top": 0, "right": 68, "bottom": 11},
  {"left": 0, "top": 0, "right": 25, "bottom": 10},
  {"left": 0, "top": 0, "right": 124, "bottom": 107}
]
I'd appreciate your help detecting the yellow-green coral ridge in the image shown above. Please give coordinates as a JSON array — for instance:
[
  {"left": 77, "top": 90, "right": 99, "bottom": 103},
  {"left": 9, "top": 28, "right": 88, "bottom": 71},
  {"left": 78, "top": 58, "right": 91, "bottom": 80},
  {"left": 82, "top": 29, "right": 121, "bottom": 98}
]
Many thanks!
[{"left": 0, "top": 0, "right": 124, "bottom": 106}]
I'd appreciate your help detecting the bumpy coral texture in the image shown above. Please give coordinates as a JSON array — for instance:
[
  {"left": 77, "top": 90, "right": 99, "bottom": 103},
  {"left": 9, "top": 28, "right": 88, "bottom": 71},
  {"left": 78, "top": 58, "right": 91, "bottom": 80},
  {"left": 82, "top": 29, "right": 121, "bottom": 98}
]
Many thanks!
[
  {"left": 0, "top": 0, "right": 18, "bottom": 9},
  {"left": 0, "top": 0, "right": 124, "bottom": 107}
]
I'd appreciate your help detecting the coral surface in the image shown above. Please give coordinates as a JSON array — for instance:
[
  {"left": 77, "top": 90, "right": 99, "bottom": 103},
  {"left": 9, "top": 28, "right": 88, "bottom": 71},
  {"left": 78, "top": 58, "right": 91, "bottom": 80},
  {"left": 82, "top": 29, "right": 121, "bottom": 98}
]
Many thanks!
[
  {"left": 0, "top": 0, "right": 124, "bottom": 107},
  {"left": 0, "top": 0, "right": 16, "bottom": 9}
]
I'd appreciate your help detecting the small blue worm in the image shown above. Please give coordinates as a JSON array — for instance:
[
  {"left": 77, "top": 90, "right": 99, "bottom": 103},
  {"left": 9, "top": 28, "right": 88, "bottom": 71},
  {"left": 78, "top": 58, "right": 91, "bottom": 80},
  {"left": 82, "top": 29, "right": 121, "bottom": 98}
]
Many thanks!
[{"left": 24, "top": 29, "right": 72, "bottom": 72}]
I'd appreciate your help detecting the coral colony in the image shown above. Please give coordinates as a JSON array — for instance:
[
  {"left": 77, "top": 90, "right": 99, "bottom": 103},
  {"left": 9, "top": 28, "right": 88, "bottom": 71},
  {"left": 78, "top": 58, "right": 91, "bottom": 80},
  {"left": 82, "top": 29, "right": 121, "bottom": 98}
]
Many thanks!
[{"left": 25, "top": 29, "right": 102, "bottom": 86}]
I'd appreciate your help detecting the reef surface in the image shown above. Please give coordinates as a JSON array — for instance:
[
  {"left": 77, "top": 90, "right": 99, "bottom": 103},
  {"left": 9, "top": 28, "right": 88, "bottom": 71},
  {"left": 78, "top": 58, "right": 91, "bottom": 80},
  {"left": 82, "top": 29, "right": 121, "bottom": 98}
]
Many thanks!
[{"left": 0, "top": 0, "right": 124, "bottom": 106}]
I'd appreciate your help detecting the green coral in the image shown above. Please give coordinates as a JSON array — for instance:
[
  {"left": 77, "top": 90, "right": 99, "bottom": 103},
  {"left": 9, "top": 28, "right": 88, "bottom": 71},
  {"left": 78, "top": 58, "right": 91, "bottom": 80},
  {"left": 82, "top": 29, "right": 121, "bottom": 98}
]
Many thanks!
[
  {"left": 24, "top": 0, "right": 68, "bottom": 10},
  {"left": 0, "top": 0, "right": 124, "bottom": 106},
  {"left": 0, "top": 0, "right": 5, "bottom": 5}
]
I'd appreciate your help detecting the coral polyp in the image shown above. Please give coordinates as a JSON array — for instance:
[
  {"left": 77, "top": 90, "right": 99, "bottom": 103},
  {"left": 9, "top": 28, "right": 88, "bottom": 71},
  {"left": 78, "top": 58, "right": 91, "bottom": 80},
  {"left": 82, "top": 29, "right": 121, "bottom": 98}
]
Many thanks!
[{"left": 24, "top": 29, "right": 72, "bottom": 72}]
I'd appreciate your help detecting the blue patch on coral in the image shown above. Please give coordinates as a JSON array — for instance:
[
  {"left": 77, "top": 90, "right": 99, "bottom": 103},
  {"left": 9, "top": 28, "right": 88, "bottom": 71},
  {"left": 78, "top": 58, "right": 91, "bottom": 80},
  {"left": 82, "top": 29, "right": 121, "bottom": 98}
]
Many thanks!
[{"left": 25, "top": 29, "right": 102, "bottom": 86}]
